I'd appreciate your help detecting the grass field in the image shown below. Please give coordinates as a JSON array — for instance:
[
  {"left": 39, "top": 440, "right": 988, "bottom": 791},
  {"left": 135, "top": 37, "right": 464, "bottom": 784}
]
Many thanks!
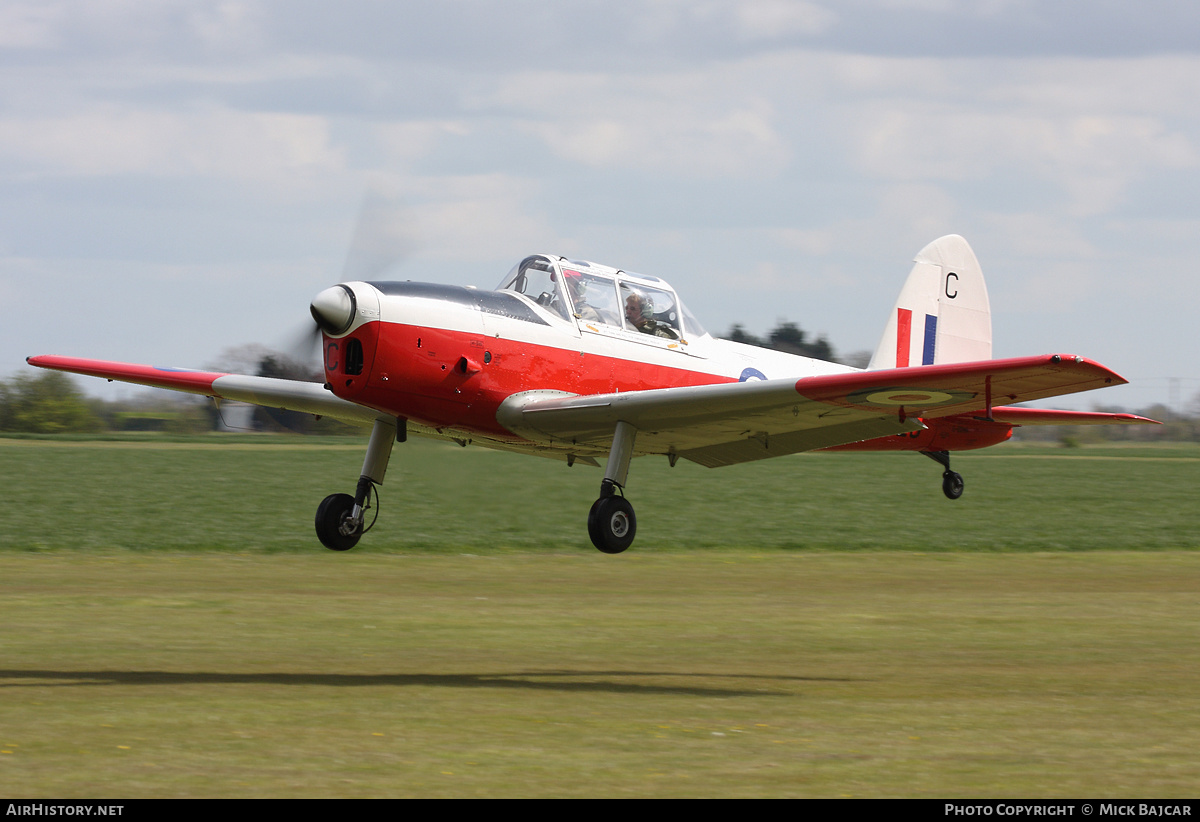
[
  {"left": 3, "top": 435, "right": 1198, "bottom": 552},
  {"left": 1, "top": 436, "right": 1198, "bottom": 797}
]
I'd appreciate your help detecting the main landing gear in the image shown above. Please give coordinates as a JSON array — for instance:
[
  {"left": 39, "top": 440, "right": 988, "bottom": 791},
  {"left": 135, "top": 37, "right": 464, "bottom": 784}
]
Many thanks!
[
  {"left": 315, "top": 491, "right": 366, "bottom": 551},
  {"left": 923, "top": 450, "right": 965, "bottom": 500},
  {"left": 588, "top": 420, "right": 638, "bottom": 554},
  {"left": 315, "top": 418, "right": 399, "bottom": 551},
  {"left": 588, "top": 482, "right": 636, "bottom": 554}
]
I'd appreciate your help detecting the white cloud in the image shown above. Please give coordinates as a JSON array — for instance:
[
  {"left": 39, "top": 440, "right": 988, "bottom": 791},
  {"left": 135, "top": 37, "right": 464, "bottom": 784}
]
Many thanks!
[
  {"left": 485, "top": 70, "right": 790, "bottom": 178},
  {"left": 533, "top": 103, "right": 788, "bottom": 177},
  {"left": 873, "top": 182, "right": 960, "bottom": 237},
  {"left": 0, "top": 2, "right": 66, "bottom": 48},
  {"left": 724, "top": 0, "right": 837, "bottom": 41},
  {"left": 373, "top": 120, "right": 471, "bottom": 164},
  {"left": 869, "top": 110, "right": 1192, "bottom": 216},
  {"left": 399, "top": 174, "right": 559, "bottom": 264},
  {"left": 834, "top": 54, "right": 1200, "bottom": 217},
  {"left": 987, "top": 56, "right": 1200, "bottom": 115},
  {"left": 0, "top": 105, "right": 344, "bottom": 188},
  {"left": 626, "top": 0, "right": 835, "bottom": 45},
  {"left": 979, "top": 212, "right": 1097, "bottom": 260},
  {"left": 868, "top": 0, "right": 1022, "bottom": 13},
  {"left": 853, "top": 106, "right": 1193, "bottom": 178},
  {"left": 186, "top": 1, "right": 263, "bottom": 50},
  {"left": 772, "top": 227, "right": 836, "bottom": 255}
]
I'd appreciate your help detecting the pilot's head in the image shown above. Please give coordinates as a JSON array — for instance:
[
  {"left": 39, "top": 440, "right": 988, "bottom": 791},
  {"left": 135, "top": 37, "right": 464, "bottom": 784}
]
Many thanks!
[{"left": 625, "top": 292, "right": 651, "bottom": 326}]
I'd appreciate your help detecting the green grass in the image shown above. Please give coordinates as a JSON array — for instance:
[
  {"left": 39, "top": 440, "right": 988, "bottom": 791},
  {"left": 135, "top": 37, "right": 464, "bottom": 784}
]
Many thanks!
[
  {"left": 1, "top": 437, "right": 1198, "bottom": 796},
  {"left": 2, "top": 552, "right": 1198, "bottom": 797},
  {"left": 2, "top": 436, "right": 1197, "bottom": 552}
]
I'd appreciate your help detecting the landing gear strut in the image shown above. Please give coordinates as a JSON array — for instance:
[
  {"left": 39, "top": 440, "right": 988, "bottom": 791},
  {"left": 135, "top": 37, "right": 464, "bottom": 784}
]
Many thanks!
[
  {"left": 316, "top": 418, "right": 398, "bottom": 551},
  {"left": 923, "top": 450, "right": 964, "bottom": 500},
  {"left": 588, "top": 421, "right": 638, "bottom": 554}
]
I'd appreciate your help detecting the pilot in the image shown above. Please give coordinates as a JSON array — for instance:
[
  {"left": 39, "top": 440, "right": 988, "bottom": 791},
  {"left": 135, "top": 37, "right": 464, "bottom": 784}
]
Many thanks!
[
  {"left": 624, "top": 291, "right": 677, "bottom": 339},
  {"left": 565, "top": 272, "right": 604, "bottom": 323}
]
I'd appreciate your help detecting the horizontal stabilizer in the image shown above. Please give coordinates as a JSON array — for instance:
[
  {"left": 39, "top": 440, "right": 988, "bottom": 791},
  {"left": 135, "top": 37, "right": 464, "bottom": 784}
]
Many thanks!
[{"left": 988, "top": 407, "right": 1160, "bottom": 426}]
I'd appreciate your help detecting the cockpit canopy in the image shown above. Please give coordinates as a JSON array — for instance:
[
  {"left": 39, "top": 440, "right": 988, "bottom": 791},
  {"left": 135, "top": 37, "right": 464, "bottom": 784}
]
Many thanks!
[{"left": 497, "top": 255, "right": 707, "bottom": 339}]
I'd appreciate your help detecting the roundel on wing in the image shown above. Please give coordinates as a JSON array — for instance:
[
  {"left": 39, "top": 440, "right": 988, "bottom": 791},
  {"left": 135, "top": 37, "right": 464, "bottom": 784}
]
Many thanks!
[
  {"left": 845, "top": 386, "right": 976, "bottom": 409},
  {"left": 739, "top": 367, "right": 768, "bottom": 382}
]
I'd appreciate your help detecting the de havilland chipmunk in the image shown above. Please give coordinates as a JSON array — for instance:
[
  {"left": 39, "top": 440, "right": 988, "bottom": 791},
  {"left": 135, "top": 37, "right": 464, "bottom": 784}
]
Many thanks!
[{"left": 29, "top": 234, "right": 1156, "bottom": 553}]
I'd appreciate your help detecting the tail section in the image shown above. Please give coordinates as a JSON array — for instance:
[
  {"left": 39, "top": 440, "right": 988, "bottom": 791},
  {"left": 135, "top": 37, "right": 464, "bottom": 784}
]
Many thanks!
[{"left": 868, "top": 235, "right": 991, "bottom": 370}]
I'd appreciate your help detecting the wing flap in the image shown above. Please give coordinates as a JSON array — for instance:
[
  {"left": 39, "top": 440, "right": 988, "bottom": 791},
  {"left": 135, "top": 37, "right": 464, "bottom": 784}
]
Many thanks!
[
  {"left": 679, "top": 416, "right": 919, "bottom": 468},
  {"left": 498, "top": 377, "right": 923, "bottom": 461}
]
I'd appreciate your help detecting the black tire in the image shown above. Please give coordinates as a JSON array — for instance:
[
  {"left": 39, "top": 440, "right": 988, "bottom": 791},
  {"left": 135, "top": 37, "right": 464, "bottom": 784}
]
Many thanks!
[
  {"left": 587, "top": 495, "right": 636, "bottom": 554},
  {"left": 315, "top": 493, "right": 362, "bottom": 551},
  {"left": 942, "top": 470, "right": 965, "bottom": 500}
]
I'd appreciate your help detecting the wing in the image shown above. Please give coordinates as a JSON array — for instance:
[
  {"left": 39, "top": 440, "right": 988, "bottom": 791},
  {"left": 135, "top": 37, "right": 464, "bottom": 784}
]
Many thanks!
[
  {"left": 498, "top": 354, "right": 1134, "bottom": 468},
  {"left": 26, "top": 355, "right": 387, "bottom": 427}
]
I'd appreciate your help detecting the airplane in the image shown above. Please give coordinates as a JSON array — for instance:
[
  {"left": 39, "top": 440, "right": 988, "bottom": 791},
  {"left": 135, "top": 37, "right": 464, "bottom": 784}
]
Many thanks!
[{"left": 28, "top": 234, "right": 1157, "bottom": 553}]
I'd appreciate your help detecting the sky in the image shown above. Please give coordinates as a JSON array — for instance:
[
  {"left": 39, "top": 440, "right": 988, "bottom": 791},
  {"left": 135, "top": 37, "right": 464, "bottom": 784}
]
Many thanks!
[{"left": 2, "top": 0, "right": 1198, "bottom": 413}]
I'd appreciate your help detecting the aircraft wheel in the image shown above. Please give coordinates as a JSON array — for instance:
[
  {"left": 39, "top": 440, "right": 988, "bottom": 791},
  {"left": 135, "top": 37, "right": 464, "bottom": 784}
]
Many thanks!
[
  {"left": 588, "top": 495, "right": 636, "bottom": 554},
  {"left": 942, "top": 470, "right": 965, "bottom": 500},
  {"left": 315, "top": 493, "right": 362, "bottom": 551}
]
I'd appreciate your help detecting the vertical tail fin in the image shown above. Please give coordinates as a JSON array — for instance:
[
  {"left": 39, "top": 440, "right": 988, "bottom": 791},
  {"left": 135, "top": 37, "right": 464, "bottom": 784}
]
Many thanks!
[{"left": 868, "top": 234, "right": 992, "bottom": 370}]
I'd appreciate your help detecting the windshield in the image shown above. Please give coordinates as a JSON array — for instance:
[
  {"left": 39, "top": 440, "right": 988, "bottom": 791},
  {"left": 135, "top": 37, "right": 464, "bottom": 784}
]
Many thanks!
[
  {"left": 498, "top": 255, "right": 570, "bottom": 320},
  {"left": 562, "top": 268, "right": 622, "bottom": 326},
  {"left": 679, "top": 298, "right": 707, "bottom": 337},
  {"left": 498, "top": 255, "right": 709, "bottom": 337}
]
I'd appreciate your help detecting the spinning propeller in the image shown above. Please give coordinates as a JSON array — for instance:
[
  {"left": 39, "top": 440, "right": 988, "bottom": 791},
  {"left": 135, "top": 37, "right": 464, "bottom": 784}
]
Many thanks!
[{"left": 275, "top": 190, "right": 418, "bottom": 382}]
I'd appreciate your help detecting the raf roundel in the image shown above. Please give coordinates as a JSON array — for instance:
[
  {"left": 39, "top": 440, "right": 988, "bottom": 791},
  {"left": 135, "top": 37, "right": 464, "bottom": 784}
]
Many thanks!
[{"left": 848, "top": 387, "right": 977, "bottom": 409}]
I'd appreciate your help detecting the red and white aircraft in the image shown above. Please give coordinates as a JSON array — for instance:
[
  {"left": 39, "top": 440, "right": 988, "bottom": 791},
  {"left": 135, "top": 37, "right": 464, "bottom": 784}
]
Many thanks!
[{"left": 29, "top": 235, "right": 1156, "bottom": 553}]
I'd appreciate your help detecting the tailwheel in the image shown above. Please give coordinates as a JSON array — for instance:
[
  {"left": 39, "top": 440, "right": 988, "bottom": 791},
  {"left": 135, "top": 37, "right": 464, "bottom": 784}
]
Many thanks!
[
  {"left": 942, "top": 470, "right": 965, "bottom": 500},
  {"left": 588, "top": 495, "right": 637, "bottom": 554},
  {"left": 315, "top": 492, "right": 362, "bottom": 551}
]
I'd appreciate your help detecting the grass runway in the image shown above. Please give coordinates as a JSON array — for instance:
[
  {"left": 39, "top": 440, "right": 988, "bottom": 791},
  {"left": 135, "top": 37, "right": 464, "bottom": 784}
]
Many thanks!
[
  {"left": 1, "top": 437, "right": 1198, "bottom": 796},
  {"left": 4, "top": 436, "right": 1198, "bottom": 552}
]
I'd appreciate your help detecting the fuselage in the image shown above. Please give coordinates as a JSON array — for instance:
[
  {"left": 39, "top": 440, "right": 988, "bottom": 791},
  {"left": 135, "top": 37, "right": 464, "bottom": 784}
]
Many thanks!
[{"left": 313, "top": 254, "right": 1012, "bottom": 458}]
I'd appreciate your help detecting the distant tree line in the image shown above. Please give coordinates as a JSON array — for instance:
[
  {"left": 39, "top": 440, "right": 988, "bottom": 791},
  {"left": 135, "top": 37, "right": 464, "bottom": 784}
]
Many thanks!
[
  {"left": 0, "top": 371, "right": 105, "bottom": 434},
  {"left": 723, "top": 320, "right": 840, "bottom": 363},
  {"left": 0, "top": 370, "right": 214, "bottom": 435},
  {"left": 0, "top": 358, "right": 353, "bottom": 436}
]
